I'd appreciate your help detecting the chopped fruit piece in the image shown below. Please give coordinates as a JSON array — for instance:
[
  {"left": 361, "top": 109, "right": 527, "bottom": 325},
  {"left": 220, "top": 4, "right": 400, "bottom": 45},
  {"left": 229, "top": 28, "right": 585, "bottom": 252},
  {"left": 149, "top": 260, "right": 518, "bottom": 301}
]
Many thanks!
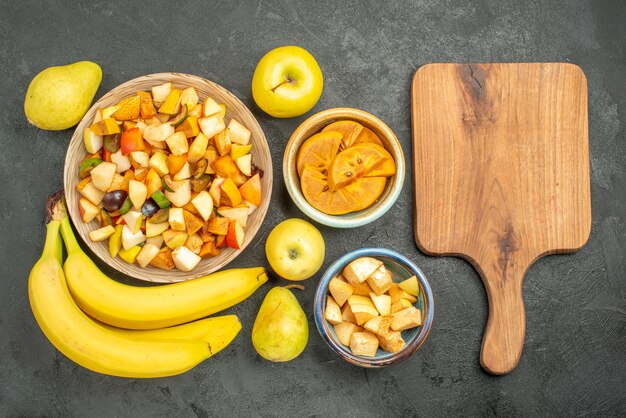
[
  {"left": 120, "top": 128, "right": 144, "bottom": 155},
  {"left": 350, "top": 332, "right": 379, "bottom": 357},
  {"left": 168, "top": 207, "right": 186, "bottom": 232},
  {"left": 79, "top": 157, "right": 102, "bottom": 179},
  {"left": 300, "top": 167, "right": 359, "bottom": 215},
  {"left": 325, "top": 296, "right": 342, "bottom": 325},
  {"left": 166, "top": 153, "right": 188, "bottom": 176},
  {"left": 118, "top": 198, "right": 132, "bottom": 215},
  {"left": 391, "top": 298, "right": 413, "bottom": 314},
  {"left": 130, "top": 151, "right": 149, "bottom": 168},
  {"left": 151, "top": 82, "right": 172, "bottom": 104},
  {"left": 144, "top": 168, "right": 161, "bottom": 197},
  {"left": 169, "top": 106, "right": 188, "bottom": 128},
  {"left": 179, "top": 87, "right": 199, "bottom": 108},
  {"left": 91, "top": 118, "right": 120, "bottom": 136},
  {"left": 145, "top": 235, "right": 164, "bottom": 249},
  {"left": 110, "top": 149, "right": 132, "bottom": 173},
  {"left": 90, "top": 161, "right": 117, "bottom": 192},
  {"left": 347, "top": 295, "right": 379, "bottom": 326},
  {"left": 149, "top": 152, "right": 169, "bottom": 177},
  {"left": 333, "top": 322, "right": 362, "bottom": 346},
  {"left": 341, "top": 303, "right": 357, "bottom": 324},
  {"left": 199, "top": 240, "right": 220, "bottom": 258},
  {"left": 149, "top": 248, "right": 175, "bottom": 270},
  {"left": 158, "top": 88, "right": 182, "bottom": 115},
  {"left": 173, "top": 162, "right": 191, "bottom": 181},
  {"left": 177, "top": 116, "right": 200, "bottom": 139},
  {"left": 238, "top": 174, "right": 261, "bottom": 207},
  {"left": 89, "top": 225, "right": 116, "bottom": 242},
  {"left": 369, "top": 292, "right": 392, "bottom": 316},
  {"left": 118, "top": 245, "right": 142, "bottom": 264},
  {"left": 191, "top": 190, "right": 215, "bottom": 221},
  {"left": 145, "top": 221, "right": 169, "bottom": 238},
  {"left": 198, "top": 114, "right": 225, "bottom": 138},
  {"left": 171, "top": 245, "right": 202, "bottom": 272},
  {"left": 128, "top": 180, "right": 147, "bottom": 210},
  {"left": 83, "top": 127, "right": 103, "bottom": 154},
  {"left": 328, "top": 276, "right": 353, "bottom": 307},
  {"left": 164, "top": 179, "right": 192, "bottom": 207},
  {"left": 363, "top": 315, "right": 392, "bottom": 336},
  {"left": 151, "top": 190, "right": 171, "bottom": 209},
  {"left": 231, "top": 144, "right": 252, "bottom": 160},
  {"left": 209, "top": 177, "right": 225, "bottom": 203},
  {"left": 138, "top": 91, "right": 157, "bottom": 119},
  {"left": 388, "top": 286, "right": 418, "bottom": 304},
  {"left": 121, "top": 224, "right": 146, "bottom": 250},
  {"left": 225, "top": 220, "right": 244, "bottom": 249},
  {"left": 78, "top": 197, "right": 99, "bottom": 223},
  {"left": 143, "top": 123, "right": 174, "bottom": 143},
  {"left": 205, "top": 216, "right": 229, "bottom": 235},
  {"left": 367, "top": 264, "right": 393, "bottom": 295},
  {"left": 122, "top": 210, "right": 143, "bottom": 234},
  {"left": 108, "top": 225, "right": 124, "bottom": 258},
  {"left": 187, "top": 132, "right": 209, "bottom": 163},
  {"left": 101, "top": 105, "right": 121, "bottom": 119},
  {"left": 136, "top": 243, "right": 160, "bottom": 268},
  {"left": 202, "top": 97, "right": 222, "bottom": 117},
  {"left": 183, "top": 210, "right": 204, "bottom": 235},
  {"left": 165, "top": 131, "right": 189, "bottom": 156},
  {"left": 390, "top": 306, "right": 422, "bottom": 331},
  {"left": 163, "top": 229, "right": 188, "bottom": 250},
  {"left": 328, "top": 143, "right": 391, "bottom": 191},
  {"left": 220, "top": 177, "right": 242, "bottom": 207},
  {"left": 79, "top": 181, "right": 105, "bottom": 205},
  {"left": 228, "top": 119, "right": 251, "bottom": 145},
  {"left": 352, "top": 281, "right": 373, "bottom": 296},
  {"left": 235, "top": 154, "right": 252, "bottom": 176},
  {"left": 398, "top": 275, "right": 420, "bottom": 297},
  {"left": 342, "top": 257, "right": 383, "bottom": 286},
  {"left": 377, "top": 331, "right": 405, "bottom": 353},
  {"left": 296, "top": 131, "right": 342, "bottom": 176},
  {"left": 217, "top": 205, "right": 249, "bottom": 228},
  {"left": 213, "top": 129, "right": 232, "bottom": 156},
  {"left": 184, "top": 233, "right": 204, "bottom": 254},
  {"left": 111, "top": 95, "right": 141, "bottom": 121},
  {"left": 321, "top": 120, "right": 363, "bottom": 149}
]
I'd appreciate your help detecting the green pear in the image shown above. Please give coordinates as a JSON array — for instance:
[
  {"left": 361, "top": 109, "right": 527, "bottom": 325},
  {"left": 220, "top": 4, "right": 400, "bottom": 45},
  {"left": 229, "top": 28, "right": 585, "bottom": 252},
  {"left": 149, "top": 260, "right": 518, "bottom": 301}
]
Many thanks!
[
  {"left": 251, "top": 286, "right": 308, "bottom": 362},
  {"left": 24, "top": 61, "right": 102, "bottom": 130}
]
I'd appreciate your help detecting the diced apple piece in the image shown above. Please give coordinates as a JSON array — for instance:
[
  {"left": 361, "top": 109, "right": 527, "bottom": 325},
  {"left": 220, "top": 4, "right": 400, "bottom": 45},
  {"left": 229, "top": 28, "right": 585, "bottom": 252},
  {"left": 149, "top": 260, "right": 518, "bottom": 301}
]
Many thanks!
[
  {"left": 155, "top": 113, "right": 171, "bottom": 123},
  {"left": 145, "top": 221, "right": 169, "bottom": 238},
  {"left": 158, "top": 88, "right": 182, "bottom": 115},
  {"left": 164, "top": 179, "right": 192, "bottom": 207},
  {"left": 151, "top": 82, "right": 172, "bottom": 104},
  {"left": 220, "top": 177, "right": 242, "bottom": 207},
  {"left": 231, "top": 144, "right": 252, "bottom": 160},
  {"left": 150, "top": 248, "right": 175, "bottom": 270},
  {"left": 90, "top": 161, "right": 117, "bottom": 192},
  {"left": 205, "top": 216, "right": 229, "bottom": 235},
  {"left": 188, "top": 104, "right": 203, "bottom": 118},
  {"left": 352, "top": 281, "right": 373, "bottom": 296},
  {"left": 165, "top": 131, "right": 189, "bottom": 156},
  {"left": 173, "top": 162, "right": 191, "bottom": 181},
  {"left": 350, "top": 332, "right": 379, "bottom": 357},
  {"left": 130, "top": 151, "right": 149, "bottom": 168},
  {"left": 110, "top": 150, "right": 132, "bottom": 173},
  {"left": 369, "top": 292, "right": 392, "bottom": 316},
  {"left": 333, "top": 322, "right": 363, "bottom": 346},
  {"left": 209, "top": 177, "right": 225, "bottom": 203},
  {"left": 391, "top": 298, "right": 413, "bottom": 314},
  {"left": 108, "top": 225, "right": 123, "bottom": 258},
  {"left": 163, "top": 229, "right": 188, "bottom": 249},
  {"left": 188, "top": 132, "right": 209, "bottom": 163},
  {"left": 144, "top": 168, "right": 162, "bottom": 197},
  {"left": 118, "top": 245, "right": 142, "bottom": 264},
  {"left": 121, "top": 224, "right": 146, "bottom": 250},
  {"left": 143, "top": 122, "right": 174, "bottom": 143},
  {"left": 242, "top": 200, "right": 257, "bottom": 215},
  {"left": 325, "top": 296, "right": 342, "bottom": 325},
  {"left": 367, "top": 264, "right": 393, "bottom": 295},
  {"left": 168, "top": 207, "right": 186, "bottom": 232},
  {"left": 179, "top": 87, "right": 199, "bottom": 108},
  {"left": 191, "top": 191, "right": 214, "bottom": 221},
  {"left": 149, "top": 152, "right": 169, "bottom": 177},
  {"left": 128, "top": 180, "right": 147, "bottom": 210},
  {"left": 341, "top": 303, "right": 357, "bottom": 324},
  {"left": 347, "top": 295, "right": 379, "bottom": 326},
  {"left": 398, "top": 275, "right": 420, "bottom": 297},
  {"left": 198, "top": 114, "right": 225, "bottom": 139},
  {"left": 377, "top": 331, "right": 406, "bottom": 353},
  {"left": 83, "top": 127, "right": 103, "bottom": 154},
  {"left": 238, "top": 173, "right": 261, "bottom": 207},
  {"left": 342, "top": 257, "right": 383, "bottom": 286},
  {"left": 388, "top": 286, "right": 418, "bottom": 304},
  {"left": 136, "top": 243, "right": 161, "bottom": 268},
  {"left": 145, "top": 234, "right": 164, "bottom": 249},
  {"left": 217, "top": 205, "right": 249, "bottom": 228},
  {"left": 202, "top": 97, "right": 222, "bottom": 117},
  {"left": 172, "top": 245, "right": 201, "bottom": 272},
  {"left": 213, "top": 129, "right": 231, "bottom": 156},
  {"left": 79, "top": 197, "right": 99, "bottom": 223},
  {"left": 225, "top": 220, "right": 244, "bottom": 249},
  {"left": 328, "top": 276, "right": 353, "bottom": 307},
  {"left": 183, "top": 210, "right": 204, "bottom": 235},
  {"left": 122, "top": 210, "right": 143, "bottom": 233},
  {"left": 88, "top": 225, "right": 115, "bottom": 242},
  {"left": 390, "top": 306, "right": 422, "bottom": 331},
  {"left": 363, "top": 315, "right": 392, "bottom": 336},
  {"left": 228, "top": 119, "right": 251, "bottom": 145},
  {"left": 79, "top": 181, "right": 105, "bottom": 205},
  {"left": 93, "top": 108, "right": 103, "bottom": 123},
  {"left": 183, "top": 233, "right": 203, "bottom": 254},
  {"left": 234, "top": 154, "right": 252, "bottom": 176}
]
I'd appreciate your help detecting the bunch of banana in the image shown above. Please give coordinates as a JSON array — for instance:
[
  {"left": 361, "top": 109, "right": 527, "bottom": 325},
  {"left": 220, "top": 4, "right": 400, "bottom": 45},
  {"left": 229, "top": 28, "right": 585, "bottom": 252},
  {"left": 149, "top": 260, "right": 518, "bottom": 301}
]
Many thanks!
[{"left": 28, "top": 193, "right": 267, "bottom": 378}]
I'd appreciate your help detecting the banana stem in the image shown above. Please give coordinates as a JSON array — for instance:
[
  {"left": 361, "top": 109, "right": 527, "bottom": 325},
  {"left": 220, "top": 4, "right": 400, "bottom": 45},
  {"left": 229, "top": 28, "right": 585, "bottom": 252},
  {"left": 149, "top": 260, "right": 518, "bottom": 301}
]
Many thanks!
[
  {"left": 45, "top": 190, "right": 80, "bottom": 256},
  {"left": 60, "top": 217, "right": 81, "bottom": 255},
  {"left": 43, "top": 221, "right": 62, "bottom": 263}
]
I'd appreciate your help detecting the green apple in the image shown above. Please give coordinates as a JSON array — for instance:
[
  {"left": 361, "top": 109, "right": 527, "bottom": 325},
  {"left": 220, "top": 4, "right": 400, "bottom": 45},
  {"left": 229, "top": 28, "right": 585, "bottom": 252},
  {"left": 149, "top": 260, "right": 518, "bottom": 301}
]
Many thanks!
[
  {"left": 252, "top": 46, "right": 323, "bottom": 118},
  {"left": 265, "top": 218, "right": 325, "bottom": 281}
]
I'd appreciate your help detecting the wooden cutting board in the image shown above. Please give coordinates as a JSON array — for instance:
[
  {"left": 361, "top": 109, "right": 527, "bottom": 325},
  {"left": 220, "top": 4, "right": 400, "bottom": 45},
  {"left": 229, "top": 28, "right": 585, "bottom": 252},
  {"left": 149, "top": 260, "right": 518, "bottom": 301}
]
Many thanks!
[{"left": 411, "top": 63, "right": 591, "bottom": 375}]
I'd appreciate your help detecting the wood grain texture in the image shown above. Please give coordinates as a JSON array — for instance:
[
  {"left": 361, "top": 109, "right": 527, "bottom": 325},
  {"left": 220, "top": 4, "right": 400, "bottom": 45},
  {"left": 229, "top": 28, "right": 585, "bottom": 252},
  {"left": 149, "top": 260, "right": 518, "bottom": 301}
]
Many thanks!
[
  {"left": 64, "top": 73, "right": 272, "bottom": 283},
  {"left": 411, "top": 63, "right": 591, "bottom": 374}
]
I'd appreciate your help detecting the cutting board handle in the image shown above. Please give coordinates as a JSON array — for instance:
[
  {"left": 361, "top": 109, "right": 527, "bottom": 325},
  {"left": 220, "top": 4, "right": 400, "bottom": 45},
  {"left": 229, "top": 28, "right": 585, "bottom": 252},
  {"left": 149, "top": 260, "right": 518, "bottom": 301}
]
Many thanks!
[{"left": 477, "top": 259, "right": 527, "bottom": 375}]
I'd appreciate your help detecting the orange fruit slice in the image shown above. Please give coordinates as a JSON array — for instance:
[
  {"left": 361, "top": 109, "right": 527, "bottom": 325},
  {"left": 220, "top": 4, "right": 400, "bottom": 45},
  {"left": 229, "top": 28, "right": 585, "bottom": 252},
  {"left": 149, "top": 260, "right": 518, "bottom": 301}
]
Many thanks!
[
  {"left": 354, "top": 127, "right": 384, "bottom": 147},
  {"left": 300, "top": 166, "right": 359, "bottom": 215},
  {"left": 322, "top": 121, "right": 363, "bottom": 149},
  {"left": 296, "top": 131, "right": 342, "bottom": 177},
  {"left": 345, "top": 177, "right": 387, "bottom": 211},
  {"left": 327, "top": 143, "right": 392, "bottom": 191}
]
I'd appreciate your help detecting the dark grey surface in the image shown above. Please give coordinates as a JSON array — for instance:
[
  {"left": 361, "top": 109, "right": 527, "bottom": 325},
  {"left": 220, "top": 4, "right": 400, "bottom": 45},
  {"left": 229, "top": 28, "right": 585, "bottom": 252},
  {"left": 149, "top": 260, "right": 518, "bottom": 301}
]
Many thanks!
[{"left": 1, "top": 0, "right": 624, "bottom": 416}]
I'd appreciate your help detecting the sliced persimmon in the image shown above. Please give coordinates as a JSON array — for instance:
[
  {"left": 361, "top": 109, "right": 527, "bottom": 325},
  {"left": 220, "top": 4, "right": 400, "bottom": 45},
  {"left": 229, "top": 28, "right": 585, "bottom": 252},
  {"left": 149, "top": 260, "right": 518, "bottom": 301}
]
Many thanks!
[
  {"left": 300, "top": 166, "right": 359, "bottom": 215},
  {"left": 327, "top": 143, "right": 392, "bottom": 191},
  {"left": 296, "top": 131, "right": 342, "bottom": 177},
  {"left": 344, "top": 177, "right": 387, "bottom": 211},
  {"left": 365, "top": 155, "right": 396, "bottom": 177},
  {"left": 354, "top": 127, "right": 384, "bottom": 146},
  {"left": 322, "top": 120, "right": 363, "bottom": 149}
]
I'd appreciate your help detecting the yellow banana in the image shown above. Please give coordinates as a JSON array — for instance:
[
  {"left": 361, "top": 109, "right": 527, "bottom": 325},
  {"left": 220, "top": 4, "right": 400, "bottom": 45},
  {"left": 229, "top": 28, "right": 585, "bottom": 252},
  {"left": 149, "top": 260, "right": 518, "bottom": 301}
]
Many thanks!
[
  {"left": 59, "top": 206, "right": 268, "bottom": 330},
  {"left": 28, "top": 209, "right": 216, "bottom": 378}
]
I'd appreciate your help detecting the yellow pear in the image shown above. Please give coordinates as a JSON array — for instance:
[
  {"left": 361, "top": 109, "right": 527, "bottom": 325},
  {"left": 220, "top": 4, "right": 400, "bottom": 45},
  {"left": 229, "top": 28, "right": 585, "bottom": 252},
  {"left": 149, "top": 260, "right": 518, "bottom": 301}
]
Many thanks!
[{"left": 24, "top": 61, "right": 102, "bottom": 130}]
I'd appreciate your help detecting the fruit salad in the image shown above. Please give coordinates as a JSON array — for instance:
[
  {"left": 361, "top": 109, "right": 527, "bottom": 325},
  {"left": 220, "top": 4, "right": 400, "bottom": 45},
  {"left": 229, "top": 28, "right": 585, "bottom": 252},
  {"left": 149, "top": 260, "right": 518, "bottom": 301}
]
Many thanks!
[
  {"left": 76, "top": 82, "right": 263, "bottom": 272},
  {"left": 296, "top": 120, "right": 396, "bottom": 215}
]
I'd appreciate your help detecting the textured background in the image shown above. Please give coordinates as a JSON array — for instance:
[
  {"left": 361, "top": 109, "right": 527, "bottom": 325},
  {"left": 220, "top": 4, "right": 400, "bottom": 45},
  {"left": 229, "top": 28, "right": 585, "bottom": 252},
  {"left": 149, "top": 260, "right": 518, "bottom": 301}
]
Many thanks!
[{"left": 1, "top": 0, "right": 624, "bottom": 416}]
